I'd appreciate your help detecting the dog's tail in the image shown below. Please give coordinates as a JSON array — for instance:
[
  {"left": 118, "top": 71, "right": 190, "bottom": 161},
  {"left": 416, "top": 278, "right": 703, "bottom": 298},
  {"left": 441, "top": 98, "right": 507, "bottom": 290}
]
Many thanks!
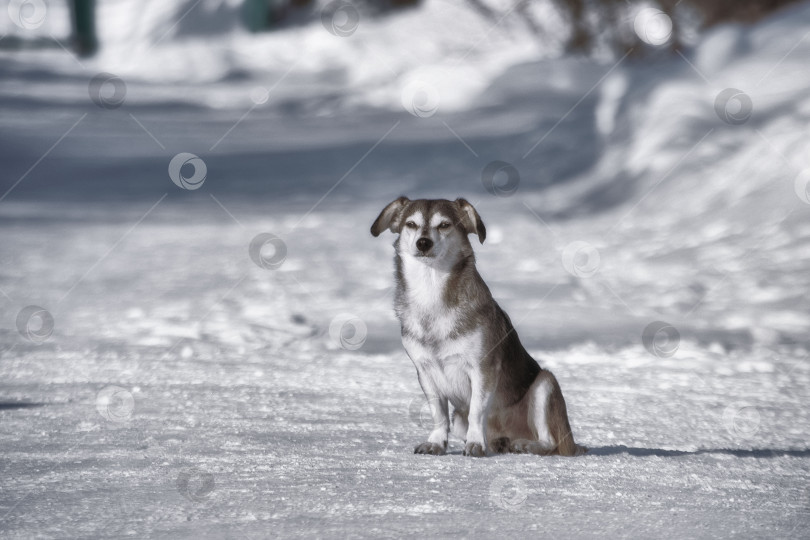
[{"left": 542, "top": 371, "right": 588, "bottom": 457}]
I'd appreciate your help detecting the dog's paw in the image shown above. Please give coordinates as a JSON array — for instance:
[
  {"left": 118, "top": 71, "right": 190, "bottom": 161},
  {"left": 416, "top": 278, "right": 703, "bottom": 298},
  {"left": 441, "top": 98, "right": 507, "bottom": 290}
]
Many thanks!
[
  {"left": 509, "top": 439, "right": 530, "bottom": 454},
  {"left": 462, "top": 442, "right": 486, "bottom": 457},
  {"left": 490, "top": 437, "right": 511, "bottom": 454},
  {"left": 414, "top": 442, "right": 446, "bottom": 456},
  {"left": 510, "top": 439, "right": 553, "bottom": 455}
]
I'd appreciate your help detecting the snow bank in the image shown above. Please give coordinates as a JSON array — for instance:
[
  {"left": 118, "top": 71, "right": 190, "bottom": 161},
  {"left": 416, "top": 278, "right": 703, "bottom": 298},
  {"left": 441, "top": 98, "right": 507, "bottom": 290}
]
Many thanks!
[{"left": 1, "top": 0, "right": 571, "bottom": 111}]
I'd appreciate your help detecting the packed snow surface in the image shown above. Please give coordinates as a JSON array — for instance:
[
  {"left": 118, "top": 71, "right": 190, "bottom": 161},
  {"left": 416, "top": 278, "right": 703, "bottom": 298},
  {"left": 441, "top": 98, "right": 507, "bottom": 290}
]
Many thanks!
[{"left": 1, "top": 0, "right": 809, "bottom": 538}]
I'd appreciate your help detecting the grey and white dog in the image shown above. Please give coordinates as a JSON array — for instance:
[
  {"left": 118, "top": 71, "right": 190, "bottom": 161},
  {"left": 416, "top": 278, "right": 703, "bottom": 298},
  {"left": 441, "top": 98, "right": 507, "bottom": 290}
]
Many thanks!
[{"left": 371, "top": 197, "right": 586, "bottom": 457}]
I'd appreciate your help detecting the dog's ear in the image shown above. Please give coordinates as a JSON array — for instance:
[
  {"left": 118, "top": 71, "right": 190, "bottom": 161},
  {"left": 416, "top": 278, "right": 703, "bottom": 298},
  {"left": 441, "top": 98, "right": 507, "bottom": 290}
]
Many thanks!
[
  {"left": 371, "top": 197, "right": 410, "bottom": 237},
  {"left": 455, "top": 198, "right": 486, "bottom": 244}
]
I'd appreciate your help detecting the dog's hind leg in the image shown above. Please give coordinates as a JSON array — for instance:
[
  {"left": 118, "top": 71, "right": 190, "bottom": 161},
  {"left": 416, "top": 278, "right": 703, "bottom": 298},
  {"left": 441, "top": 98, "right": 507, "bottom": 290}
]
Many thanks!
[
  {"left": 527, "top": 370, "right": 587, "bottom": 456},
  {"left": 508, "top": 439, "right": 555, "bottom": 455}
]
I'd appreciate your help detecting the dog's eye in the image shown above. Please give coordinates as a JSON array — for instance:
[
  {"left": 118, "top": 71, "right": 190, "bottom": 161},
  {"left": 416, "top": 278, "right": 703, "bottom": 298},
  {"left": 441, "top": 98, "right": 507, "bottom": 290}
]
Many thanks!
[
  {"left": 405, "top": 221, "right": 417, "bottom": 229},
  {"left": 437, "top": 222, "right": 451, "bottom": 230}
]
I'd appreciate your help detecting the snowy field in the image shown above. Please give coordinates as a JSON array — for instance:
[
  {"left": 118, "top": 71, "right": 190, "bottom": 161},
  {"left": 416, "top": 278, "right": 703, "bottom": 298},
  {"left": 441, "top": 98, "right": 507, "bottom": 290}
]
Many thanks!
[{"left": 1, "top": 0, "right": 809, "bottom": 538}]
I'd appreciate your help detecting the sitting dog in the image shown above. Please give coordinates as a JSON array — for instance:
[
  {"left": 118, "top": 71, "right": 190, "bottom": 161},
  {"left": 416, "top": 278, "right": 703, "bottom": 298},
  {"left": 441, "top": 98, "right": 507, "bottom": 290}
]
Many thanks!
[{"left": 371, "top": 197, "right": 586, "bottom": 457}]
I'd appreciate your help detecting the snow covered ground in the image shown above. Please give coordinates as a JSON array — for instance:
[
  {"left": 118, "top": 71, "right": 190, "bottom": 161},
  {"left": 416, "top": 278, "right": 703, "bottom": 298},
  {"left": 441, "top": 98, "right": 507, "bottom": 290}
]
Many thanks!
[{"left": 1, "top": 0, "right": 809, "bottom": 537}]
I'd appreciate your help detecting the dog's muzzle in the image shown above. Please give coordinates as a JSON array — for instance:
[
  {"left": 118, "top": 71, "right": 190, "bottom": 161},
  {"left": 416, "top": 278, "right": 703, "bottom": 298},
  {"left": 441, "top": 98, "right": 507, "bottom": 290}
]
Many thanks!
[{"left": 416, "top": 237, "right": 433, "bottom": 253}]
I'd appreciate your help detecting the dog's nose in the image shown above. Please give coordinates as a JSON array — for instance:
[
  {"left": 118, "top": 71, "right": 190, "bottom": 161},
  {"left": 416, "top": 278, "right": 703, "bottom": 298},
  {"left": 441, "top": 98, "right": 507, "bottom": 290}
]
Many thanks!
[{"left": 416, "top": 237, "right": 433, "bottom": 253}]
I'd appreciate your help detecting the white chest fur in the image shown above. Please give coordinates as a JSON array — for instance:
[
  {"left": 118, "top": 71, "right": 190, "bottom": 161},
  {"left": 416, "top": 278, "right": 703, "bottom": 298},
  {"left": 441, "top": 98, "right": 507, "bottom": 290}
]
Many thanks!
[
  {"left": 403, "top": 330, "right": 483, "bottom": 407},
  {"left": 398, "top": 254, "right": 459, "bottom": 340},
  {"left": 398, "top": 254, "right": 484, "bottom": 406}
]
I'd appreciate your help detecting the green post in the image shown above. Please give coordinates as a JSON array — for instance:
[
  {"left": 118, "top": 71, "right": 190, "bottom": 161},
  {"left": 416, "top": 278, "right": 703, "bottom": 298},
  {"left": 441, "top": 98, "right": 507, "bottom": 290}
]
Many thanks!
[
  {"left": 70, "top": 0, "right": 98, "bottom": 57},
  {"left": 242, "top": 0, "right": 271, "bottom": 33}
]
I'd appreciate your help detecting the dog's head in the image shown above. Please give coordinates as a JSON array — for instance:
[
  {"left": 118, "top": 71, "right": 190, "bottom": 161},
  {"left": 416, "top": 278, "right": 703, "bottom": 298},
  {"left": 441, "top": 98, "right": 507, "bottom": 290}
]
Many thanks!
[{"left": 370, "top": 197, "right": 486, "bottom": 265}]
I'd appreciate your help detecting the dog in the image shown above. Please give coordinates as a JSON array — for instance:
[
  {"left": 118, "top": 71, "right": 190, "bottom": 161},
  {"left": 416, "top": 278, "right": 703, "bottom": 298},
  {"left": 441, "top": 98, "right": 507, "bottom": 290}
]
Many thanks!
[{"left": 371, "top": 197, "right": 586, "bottom": 457}]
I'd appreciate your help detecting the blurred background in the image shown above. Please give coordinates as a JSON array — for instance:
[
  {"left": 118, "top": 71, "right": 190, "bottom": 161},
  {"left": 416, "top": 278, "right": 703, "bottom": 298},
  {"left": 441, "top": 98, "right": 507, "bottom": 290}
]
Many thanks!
[{"left": 1, "top": 1, "right": 809, "bottom": 537}]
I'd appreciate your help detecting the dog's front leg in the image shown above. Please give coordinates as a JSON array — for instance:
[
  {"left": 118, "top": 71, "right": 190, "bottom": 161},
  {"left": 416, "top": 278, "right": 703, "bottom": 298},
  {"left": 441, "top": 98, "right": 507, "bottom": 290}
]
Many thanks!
[
  {"left": 463, "top": 371, "right": 492, "bottom": 457},
  {"left": 413, "top": 372, "right": 449, "bottom": 456}
]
